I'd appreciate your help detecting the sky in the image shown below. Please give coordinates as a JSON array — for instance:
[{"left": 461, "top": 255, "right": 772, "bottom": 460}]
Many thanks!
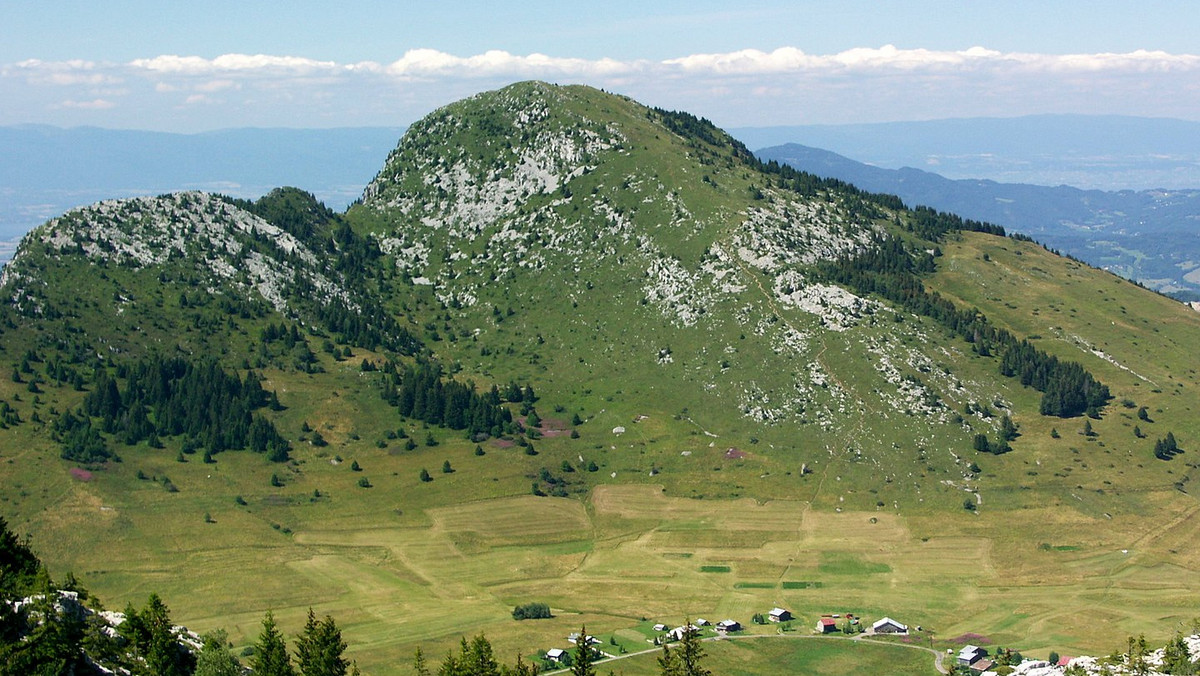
[{"left": 3, "top": 0, "right": 1199, "bottom": 132}]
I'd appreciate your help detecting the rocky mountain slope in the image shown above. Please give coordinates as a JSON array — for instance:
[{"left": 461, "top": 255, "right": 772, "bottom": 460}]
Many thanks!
[
  {"left": 2, "top": 80, "right": 1192, "bottom": 509},
  {"left": 1, "top": 82, "right": 1199, "bottom": 672}
]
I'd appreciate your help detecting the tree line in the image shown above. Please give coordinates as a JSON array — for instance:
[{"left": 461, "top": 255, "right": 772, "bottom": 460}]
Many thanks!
[
  {"left": 62, "top": 355, "right": 291, "bottom": 463},
  {"left": 378, "top": 358, "right": 518, "bottom": 437},
  {"left": 820, "top": 235, "right": 1109, "bottom": 418}
]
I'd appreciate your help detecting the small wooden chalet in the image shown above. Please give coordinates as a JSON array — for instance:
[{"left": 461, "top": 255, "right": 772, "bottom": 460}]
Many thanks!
[
  {"left": 768, "top": 607, "right": 792, "bottom": 623},
  {"left": 715, "top": 619, "right": 741, "bottom": 633}
]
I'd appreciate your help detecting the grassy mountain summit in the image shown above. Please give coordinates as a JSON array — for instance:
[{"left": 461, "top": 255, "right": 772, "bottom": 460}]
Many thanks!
[
  {"left": 342, "top": 81, "right": 1114, "bottom": 503},
  {"left": 1, "top": 82, "right": 1199, "bottom": 673}
]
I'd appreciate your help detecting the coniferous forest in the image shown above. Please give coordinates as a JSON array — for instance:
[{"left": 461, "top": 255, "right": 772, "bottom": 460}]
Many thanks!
[{"left": 72, "top": 356, "right": 291, "bottom": 463}]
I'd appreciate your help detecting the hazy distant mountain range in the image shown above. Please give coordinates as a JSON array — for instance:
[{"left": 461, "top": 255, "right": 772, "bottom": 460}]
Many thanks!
[
  {"left": 0, "top": 125, "right": 404, "bottom": 240},
  {"left": 732, "top": 115, "right": 1200, "bottom": 191},
  {"left": 755, "top": 143, "right": 1200, "bottom": 297}
]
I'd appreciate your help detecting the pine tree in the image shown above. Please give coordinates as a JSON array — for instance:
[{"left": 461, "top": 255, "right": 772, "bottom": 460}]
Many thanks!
[
  {"left": 462, "top": 634, "right": 500, "bottom": 676},
  {"left": 413, "top": 647, "right": 430, "bottom": 676},
  {"left": 124, "top": 593, "right": 195, "bottom": 676},
  {"left": 294, "top": 608, "right": 349, "bottom": 676},
  {"left": 1161, "top": 633, "right": 1195, "bottom": 675},
  {"left": 0, "top": 515, "right": 41, "bottom": 597},
  {"left": 999, "top": 415, "right": 1018, "bottom": 441},
  {"left": 253, "top": 611, "right": 296, "bottom": 676},
  {"left": 1126, "top": 634, "right": 1149, "bottom": 676},
  {"left": 675, "top": 622, "right": 710, "bottom": 676},
  {"left": 510, "top": 653, "right": 536, "bottom": 676},
  {"left": 506, "top": 382, "right": 524, "bottom": 403},
  {"left": 572, "top": 625, "right": 597, "bottom": 676},
  {"left": 1155, "top": 433, "right": 1182, "bottom": 460},
  {"left": 657, "top": 642, "right": 681, "bottom": 676},
  {"left": 1, "top": 584, "right": 87, "bottom": 675}
]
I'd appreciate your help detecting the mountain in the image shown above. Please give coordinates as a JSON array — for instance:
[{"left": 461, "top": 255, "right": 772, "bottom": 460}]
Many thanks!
[
  {"left": 756, "top": 143, "right": 1200, "bottom": 296},
  {"left": 0, "top": 124, "right": 404, "bottom": 241},
  {"left": 1, "top": 82, "right": 1199, "bottom": 673},
  {"left": 5, "top": 114, "right": 1193, "bottom": 249},
  {"left": 732, "top": 115, "right": 1200, "bottom": 190}
]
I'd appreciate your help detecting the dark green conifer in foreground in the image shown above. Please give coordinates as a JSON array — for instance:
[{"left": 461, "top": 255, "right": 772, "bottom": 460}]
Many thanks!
[
  {"left": 294, "top": 608, "right": 349, "bottom": 676},
  {"left": 253, "top": 611, "right": 296, "bottom": 676}
]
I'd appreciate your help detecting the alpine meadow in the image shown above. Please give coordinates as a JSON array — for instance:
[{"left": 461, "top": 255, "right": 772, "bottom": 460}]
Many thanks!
[{"left": 2, "top": 82, "right": 1200, "bottom": 675}]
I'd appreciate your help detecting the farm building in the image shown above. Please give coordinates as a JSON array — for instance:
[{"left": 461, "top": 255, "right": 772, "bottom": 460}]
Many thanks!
[
  {"left": 545, "top": 649, "right": 566, "bottom": 663},
  {"left": 871, "top": 617, "right": 908, "bottom": 634},
  {"left": 969, "top": 659, "right": 994, "bottom": 673},
  {"left": 652, "top": 623, "right": 667, "bottom": 632},
  {"left": 667, "top": 625, "right": 700, "bottom": 641},
  {"left": 768, "top": 608, "right": 792, "bottom": 623},
  {"left": 816, "top": 617, "right": 838, "bottom": 633},
  {"left": 695, "top": 618, "right": 710, "bottom": 626},
  {"left": 957, "top": 645, "right": 987, "bottom": 666},
  {"left": 567, "top": 633, "right": 600, "bottom": 645},
  {"left": 715, "top": 619, "right": 742, "bottom": 633}
]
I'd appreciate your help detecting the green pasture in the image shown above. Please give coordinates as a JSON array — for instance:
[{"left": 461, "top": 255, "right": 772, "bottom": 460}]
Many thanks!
[{"left": 583, "top": 636, "right": 937, "bottom": 676}]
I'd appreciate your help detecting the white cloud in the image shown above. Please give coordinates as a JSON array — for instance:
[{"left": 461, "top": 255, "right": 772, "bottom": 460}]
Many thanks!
[
  {"left": 129, "top": 53, "right": 340, "bottom": 74},
  {"left": 3, "top": 46, "right": 1199, "bottom": 129},
  {"left": 11, "top": 58, "right": 121, "bottom": 86},
  {"left": 662, "top": 45, "right": 1200, "bottom": 75},
  {"left": 57, "top": 98, "right": 115, "bottom": 110},
  {"left": 1045, "top": 49, "right": 1200, "bottom": 73},
  {"left": 9, "top": 46, "right": 1197, "bottom": 87},
  {"left": 384, "top": 48, "right": 637, "bottom": 78}
]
